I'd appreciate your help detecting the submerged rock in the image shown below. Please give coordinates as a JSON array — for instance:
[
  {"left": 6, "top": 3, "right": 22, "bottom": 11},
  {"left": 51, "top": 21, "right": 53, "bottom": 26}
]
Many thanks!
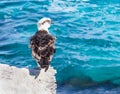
[{"left": 0, "top": 64, "right": 57, "bottom": 94}]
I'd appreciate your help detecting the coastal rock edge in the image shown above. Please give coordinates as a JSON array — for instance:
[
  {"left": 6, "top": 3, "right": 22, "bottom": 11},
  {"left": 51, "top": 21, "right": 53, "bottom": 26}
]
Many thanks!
[{"left": 0, "top": 64, "right": 57, "bottom": 94}]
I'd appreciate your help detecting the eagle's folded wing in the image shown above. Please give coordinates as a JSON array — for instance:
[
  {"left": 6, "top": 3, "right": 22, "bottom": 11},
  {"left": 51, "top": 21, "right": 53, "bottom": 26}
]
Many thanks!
[{"left": 30, "top": 34, "right": 56, "bottom": 62}]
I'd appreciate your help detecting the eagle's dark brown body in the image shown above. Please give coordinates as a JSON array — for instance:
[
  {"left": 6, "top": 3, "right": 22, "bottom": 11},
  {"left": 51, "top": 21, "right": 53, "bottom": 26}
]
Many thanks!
[{"left": 30, "top": 30, "right": 56, "bottom": 71}]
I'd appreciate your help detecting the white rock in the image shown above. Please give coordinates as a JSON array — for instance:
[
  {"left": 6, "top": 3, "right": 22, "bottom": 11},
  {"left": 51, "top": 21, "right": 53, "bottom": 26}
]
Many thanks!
[{"left": 0, "top": 64, "right": 57, "bottom": 94}]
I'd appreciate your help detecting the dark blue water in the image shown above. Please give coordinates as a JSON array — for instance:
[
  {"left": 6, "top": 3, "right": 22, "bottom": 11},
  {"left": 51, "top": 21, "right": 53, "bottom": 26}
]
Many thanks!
[{"left": 0, "top": 0, "right": 120, "bottom": 93}]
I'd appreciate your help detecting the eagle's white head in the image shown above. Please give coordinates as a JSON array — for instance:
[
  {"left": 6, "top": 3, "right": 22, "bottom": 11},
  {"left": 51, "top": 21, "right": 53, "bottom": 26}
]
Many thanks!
[{"left": 37, "top": 17, "right": 53, "bottom": 32}]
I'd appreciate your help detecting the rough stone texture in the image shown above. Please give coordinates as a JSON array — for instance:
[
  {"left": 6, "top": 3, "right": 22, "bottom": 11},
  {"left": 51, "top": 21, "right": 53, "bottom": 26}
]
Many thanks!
[{"left": 0, "top": 64, "right": 57, "bottom": 94}]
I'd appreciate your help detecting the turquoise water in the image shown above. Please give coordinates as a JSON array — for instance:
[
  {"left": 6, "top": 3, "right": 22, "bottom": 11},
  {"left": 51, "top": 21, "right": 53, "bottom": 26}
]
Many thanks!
[{"left": 0, "top": 0, "right": 120, "bottom": 93}]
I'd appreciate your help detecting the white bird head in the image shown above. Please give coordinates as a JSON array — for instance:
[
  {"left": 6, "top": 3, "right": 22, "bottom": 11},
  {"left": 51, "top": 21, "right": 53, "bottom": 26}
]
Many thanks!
[{"left": 37, "top": 17, "right": 53, "bottom": 32}]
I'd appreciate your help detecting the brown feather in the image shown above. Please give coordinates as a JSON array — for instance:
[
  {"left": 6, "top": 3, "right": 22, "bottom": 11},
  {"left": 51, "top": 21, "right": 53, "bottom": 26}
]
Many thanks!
[{"left": 30, "top": 30, "right": 56, "bottom": 71}]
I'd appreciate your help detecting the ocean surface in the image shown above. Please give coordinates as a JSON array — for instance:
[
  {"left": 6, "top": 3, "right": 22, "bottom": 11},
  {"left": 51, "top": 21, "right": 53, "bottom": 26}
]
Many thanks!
[{"left": 0, "top": 0, "right": 120, "bottom": 94}]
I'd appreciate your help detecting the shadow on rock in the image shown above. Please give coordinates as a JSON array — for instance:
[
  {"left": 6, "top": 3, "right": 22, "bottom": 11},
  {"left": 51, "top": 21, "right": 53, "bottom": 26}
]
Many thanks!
[{"left": 28, "top": 67, "right": 41, "bottom": 79}]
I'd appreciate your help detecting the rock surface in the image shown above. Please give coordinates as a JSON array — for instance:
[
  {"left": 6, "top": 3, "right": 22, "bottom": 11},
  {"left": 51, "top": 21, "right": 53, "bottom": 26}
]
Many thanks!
[{"left": 0, "top": 64, "right": 57, "bottom": 94}]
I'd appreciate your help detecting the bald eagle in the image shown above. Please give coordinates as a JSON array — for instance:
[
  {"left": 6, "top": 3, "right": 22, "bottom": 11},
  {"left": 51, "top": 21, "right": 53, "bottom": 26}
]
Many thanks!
[{"left": 30, "top": 18, "right": 56, "bottom": 72}]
